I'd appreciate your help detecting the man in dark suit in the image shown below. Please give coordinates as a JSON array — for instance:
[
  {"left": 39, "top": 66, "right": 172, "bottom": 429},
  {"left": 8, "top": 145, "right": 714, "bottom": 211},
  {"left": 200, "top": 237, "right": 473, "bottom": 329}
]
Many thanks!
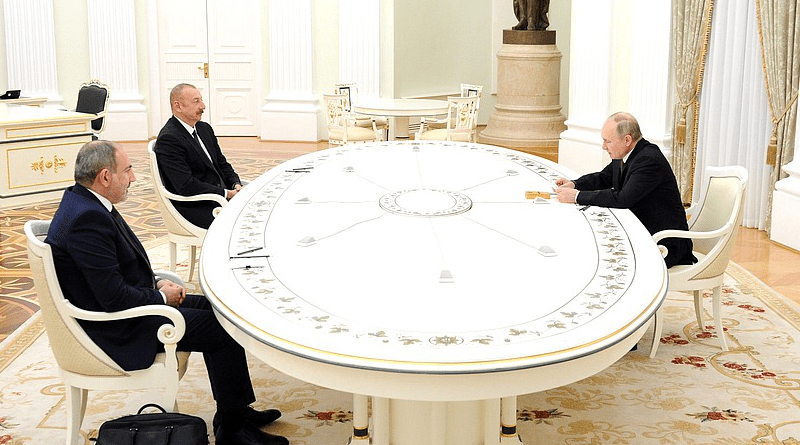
[
  {"left": 46, "top": 141, "right": 287, "bottom": 445},
  {"left": 155, "top": 83, "right": 242, "bottom": 229},
  {"left": 555, "top": 112, "right": 695, "bottom": 268}
]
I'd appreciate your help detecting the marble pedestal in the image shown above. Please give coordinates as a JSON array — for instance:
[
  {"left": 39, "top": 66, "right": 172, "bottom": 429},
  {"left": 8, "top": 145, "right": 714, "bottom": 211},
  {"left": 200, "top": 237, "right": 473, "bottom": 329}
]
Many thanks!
[{"left": 479, "top": 30, "right": 566, "bottom": 163}]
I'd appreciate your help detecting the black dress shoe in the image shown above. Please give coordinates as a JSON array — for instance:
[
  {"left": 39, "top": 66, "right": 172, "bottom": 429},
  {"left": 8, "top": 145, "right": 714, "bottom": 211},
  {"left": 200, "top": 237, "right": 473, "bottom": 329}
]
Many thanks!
[
  {"left": 215, "top": 422, "right": 289, "bottom": 445},
  {"left": 244, "top": 406, "right": 282, "bottom": 428},
  {"left": 214, "top": 406, "right": 282, "bottom": 432}
]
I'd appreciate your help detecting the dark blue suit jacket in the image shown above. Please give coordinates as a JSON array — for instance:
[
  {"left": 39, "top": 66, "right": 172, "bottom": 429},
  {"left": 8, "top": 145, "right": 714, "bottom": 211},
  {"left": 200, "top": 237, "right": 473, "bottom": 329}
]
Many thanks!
[
  {"left": 154, "top": 116, "right": 240, "bottom": 229},
  {"left": 574, "top": 138, "right": 695, "bottom": 267},
  {"left": 46, "top": 184, "right": 165, "bottom": 370}
]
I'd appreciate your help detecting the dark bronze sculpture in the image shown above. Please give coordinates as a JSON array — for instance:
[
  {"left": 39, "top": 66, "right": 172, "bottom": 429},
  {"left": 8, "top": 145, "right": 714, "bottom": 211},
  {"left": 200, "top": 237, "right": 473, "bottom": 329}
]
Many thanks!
[{"left": 512, "top": 0, "right": 550, "bottom": 31}]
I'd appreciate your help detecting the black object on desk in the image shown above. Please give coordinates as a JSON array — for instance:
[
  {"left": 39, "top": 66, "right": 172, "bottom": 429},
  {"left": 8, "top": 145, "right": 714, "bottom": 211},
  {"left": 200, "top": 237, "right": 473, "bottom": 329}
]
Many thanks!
[{"left": 0, "top": 90, "right": 21, "bottom": 99}]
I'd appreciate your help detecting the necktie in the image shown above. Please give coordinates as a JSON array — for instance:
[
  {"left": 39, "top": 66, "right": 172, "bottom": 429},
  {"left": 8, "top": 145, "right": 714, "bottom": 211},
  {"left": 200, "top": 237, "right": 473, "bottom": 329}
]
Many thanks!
[
  {"left": 111, "top": 207, "right": 156, "bottom": 288},
  {"left": 612, "top": 159, "right": 623, "bottom": 191},
  {"left": 193, "top": 129, "right": 226, "bottom": 187},
  {"left": 192, "top": 128, "right": 201, "bottom": 145}
]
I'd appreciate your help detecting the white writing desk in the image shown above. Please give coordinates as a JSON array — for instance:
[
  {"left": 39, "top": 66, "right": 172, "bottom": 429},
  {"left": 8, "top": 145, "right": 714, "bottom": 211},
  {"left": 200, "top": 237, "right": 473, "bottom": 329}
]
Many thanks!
[
  {"left": 0, "top": 96, "right": 47, "bottom": 107},
  {"left": 200, "top": 141, "right": 667, "bottom": 445},
  {"left": 0, "top": 104, "right": 93, "bottom": 208}
]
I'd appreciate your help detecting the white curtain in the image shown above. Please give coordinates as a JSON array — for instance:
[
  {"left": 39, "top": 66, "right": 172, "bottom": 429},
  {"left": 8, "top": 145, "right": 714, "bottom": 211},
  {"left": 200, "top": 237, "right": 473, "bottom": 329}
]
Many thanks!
[
  {"left": 696, "top": 0, "right": 772, "bottom": 229},
  {"left": 671, "top": 0, "right": 713, "bottom": 204}
]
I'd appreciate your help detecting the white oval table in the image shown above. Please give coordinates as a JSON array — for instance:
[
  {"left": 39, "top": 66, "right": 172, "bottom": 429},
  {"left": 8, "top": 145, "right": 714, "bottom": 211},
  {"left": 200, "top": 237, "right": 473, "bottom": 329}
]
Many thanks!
[{"left": 200, "top": 141, "right": 667, "bottom": 445}]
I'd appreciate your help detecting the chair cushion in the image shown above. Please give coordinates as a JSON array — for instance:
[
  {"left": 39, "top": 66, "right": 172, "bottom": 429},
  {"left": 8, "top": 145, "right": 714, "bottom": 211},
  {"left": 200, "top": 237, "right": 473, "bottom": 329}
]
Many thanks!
[
  {"left": 668, "top": 252, "right": 706, "bottom": 275},
  {"left": 354, "top": 115, "right": 389, "bottom": 129},
  {"left": 329, "top": 126, "right": 378, "bottom": 142},
  {"left": 419, "top": 128, "right": 448, "bottom": 140}
]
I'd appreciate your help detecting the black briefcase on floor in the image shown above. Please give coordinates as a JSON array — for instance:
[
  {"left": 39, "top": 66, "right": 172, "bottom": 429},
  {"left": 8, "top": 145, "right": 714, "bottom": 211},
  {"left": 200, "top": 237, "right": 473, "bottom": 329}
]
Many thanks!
[{"left": 94, "top": 403, "right": 208, "bottom": 445}]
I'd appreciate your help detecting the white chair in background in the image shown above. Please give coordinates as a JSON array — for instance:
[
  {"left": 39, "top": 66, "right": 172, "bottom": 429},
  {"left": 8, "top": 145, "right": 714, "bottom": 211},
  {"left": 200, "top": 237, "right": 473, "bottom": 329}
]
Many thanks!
[
  {"left": 25, "top": 220, "right": 190, "bottom": 445},
  {"left": 417, "top": 95, "right": 480, "bottom": 142},
  {"left": 460, "top": 83, "right": 483, "bottom": 137},
  {"left": 323, "top": 93, "right": 381, "bottom": 146},
  {"left": 648, "top": 166, "right": 748, "bottom": 357},
  {"left": 460, "top": 83, "right": 483, "bottom": 109},
  {"left": 335, "top": 82, "right": 390, "bottom": 140},
  {"left": 147, "top": 140, "right": 227, "bottom": 281}
]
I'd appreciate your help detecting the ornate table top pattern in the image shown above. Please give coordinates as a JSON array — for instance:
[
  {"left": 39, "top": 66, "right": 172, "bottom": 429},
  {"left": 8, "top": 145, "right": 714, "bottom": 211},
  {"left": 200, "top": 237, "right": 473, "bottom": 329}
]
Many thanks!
[{"left": 201, "top": 141, "right": 666, "bottom": 374}]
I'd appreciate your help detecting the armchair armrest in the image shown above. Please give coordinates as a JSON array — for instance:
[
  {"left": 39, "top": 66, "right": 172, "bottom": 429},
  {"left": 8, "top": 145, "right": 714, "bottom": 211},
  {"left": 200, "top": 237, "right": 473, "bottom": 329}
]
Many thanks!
[
  {"left": 417, "top": 116, "right": 448, "bottom": 137},
  {"left": 63, "top": 301, "right": 186, "bottom": 346},
  {"left": 161, "top": 189, "right": 228, "bottom": 207},
  {"left": 69, "top": 108, "right": 106, "bottom": 119},
  {"left": 154, "top": 269, "right": 184, "bottom": 287},
  {"left": 651, "top": 222, "right": 733, "bottom": 244},
  {"left": 343, "top": 111, "right": 378, "bottom": 133}
]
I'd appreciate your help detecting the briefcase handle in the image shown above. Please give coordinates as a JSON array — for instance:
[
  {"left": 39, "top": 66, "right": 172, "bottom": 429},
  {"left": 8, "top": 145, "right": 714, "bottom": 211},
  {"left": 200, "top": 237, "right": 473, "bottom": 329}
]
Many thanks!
[{"left": 137, "top": 403, "right": 168, "bottom": 415}]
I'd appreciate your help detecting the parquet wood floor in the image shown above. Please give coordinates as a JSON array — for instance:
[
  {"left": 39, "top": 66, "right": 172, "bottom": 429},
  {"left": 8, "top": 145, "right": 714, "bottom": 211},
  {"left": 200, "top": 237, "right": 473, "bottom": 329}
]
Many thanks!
[{"left": 0, "top": 137, "right": 797, "bottom": 343}]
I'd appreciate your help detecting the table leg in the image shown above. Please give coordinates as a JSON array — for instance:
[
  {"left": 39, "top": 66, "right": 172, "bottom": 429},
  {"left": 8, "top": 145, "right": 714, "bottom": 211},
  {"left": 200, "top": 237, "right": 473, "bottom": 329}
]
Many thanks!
[
  {"left": 368, "top": 399, "right": 500, "bottom": 445},
  {"left": 350, "top": 394, "right": 370, "bottom": 444},
  {"left": 372, "top": 397, "right": 390, "bottom": 445},
  {"left": 394, "top": 116, "right": 411, "bottom": 139},
  {"left": 500, "top": 396, "right": 523, "bottom": 445},
  {"left": 484, "top": 399, "right": 501, "bottom": 445},
  {"left": 431, "top": 402, "right": 447, "bottom": 445}
]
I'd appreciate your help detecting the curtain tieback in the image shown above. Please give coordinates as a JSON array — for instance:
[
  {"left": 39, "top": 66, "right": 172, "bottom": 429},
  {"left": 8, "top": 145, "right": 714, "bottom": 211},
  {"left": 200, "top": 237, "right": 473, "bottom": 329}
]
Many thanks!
[{"left": 766, "top": 92, "right": 799, "bottom": 167}]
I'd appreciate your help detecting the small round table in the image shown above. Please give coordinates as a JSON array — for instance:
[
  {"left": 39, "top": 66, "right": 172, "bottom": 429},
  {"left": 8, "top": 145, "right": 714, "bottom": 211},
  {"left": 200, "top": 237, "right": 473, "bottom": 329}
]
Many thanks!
[
  {"left": 353, "top": 98, "right": 449, "bottom": 139},
  {"left": 201, "top": 141, "right": 667, "bottom": 445}
]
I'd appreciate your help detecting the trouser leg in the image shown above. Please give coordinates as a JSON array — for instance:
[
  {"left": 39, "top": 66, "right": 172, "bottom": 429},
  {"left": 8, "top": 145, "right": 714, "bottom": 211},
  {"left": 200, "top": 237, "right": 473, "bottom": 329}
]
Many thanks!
[{"left": 177, "top": 294, "right": 256, "bottom": 412}]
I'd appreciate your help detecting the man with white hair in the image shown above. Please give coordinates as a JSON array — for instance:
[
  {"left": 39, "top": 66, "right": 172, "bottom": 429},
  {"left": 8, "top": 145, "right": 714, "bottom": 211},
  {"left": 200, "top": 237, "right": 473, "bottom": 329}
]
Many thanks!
[{"left": 555, "top": 112, "right": 695, "bottom": 268}]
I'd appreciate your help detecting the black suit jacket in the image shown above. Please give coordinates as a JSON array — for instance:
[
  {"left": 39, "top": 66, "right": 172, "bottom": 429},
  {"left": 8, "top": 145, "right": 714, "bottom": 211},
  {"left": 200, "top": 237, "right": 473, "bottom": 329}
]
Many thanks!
[
  {"left": 573, "top": 138, "right": 695, "bottom": 267},
  {"left": 45, "top": 184, "right": 166, "bottom": 370},
  {"left": 154, "top": 116, "right": 240, "bottom": 228}
]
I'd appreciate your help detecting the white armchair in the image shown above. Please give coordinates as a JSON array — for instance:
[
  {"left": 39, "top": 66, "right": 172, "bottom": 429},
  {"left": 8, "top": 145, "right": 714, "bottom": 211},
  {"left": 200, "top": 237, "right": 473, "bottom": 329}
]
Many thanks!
[
  {"left": 417, "top": 95, "right": 480, "bottom": 143},
  {"left": 147, "top": 139, "right": 227, "bottom": 281},
  {"left": 335, "top": 82, "right": 389, "bottom": 141},
  {"left": 24, "top": 220, "right": 190, "bottom": 445},
  {"left": 323, "top": 93, "right": 381, "bottom": 145},
  {"left": 648, "top": 166, "right": 748, "bottom": 357}
]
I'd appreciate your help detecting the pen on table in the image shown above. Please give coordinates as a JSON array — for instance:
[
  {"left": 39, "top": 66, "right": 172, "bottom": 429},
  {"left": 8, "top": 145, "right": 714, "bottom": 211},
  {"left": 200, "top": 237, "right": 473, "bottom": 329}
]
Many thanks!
[
  {"left": 237, "top": 247, "right": 262, "bottom": 255},
  {"left": 578, "top": 205, "right": 591, "bottom": 211}
]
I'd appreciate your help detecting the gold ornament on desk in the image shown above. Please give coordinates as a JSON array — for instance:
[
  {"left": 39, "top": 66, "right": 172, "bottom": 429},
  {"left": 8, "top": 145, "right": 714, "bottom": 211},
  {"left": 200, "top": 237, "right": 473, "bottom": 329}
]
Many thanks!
[{"left": 31, "top": 155, "right": 67, "bottom": 174}]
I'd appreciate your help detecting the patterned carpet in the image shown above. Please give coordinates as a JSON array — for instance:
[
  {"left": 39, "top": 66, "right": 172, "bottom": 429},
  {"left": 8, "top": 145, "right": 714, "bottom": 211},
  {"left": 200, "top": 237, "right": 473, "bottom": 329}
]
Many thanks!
[
  {"left": 1, "top": 144, "right": 800, "bottom": 444},
  {"left": 1, "top": 255, "right": 799, "bottom": 444}
]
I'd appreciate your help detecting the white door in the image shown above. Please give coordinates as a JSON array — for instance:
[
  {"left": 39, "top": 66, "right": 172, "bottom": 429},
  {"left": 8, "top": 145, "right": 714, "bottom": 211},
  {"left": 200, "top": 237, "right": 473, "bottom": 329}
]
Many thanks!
[
  {"left": 206, "top": 0, "right": 259, "bottom": 136},
  {"left": 157, "top": 0, "right": 260, "bottom": 136},
  {"left": 157, "top": 0, "right": 210, "bottom": 125}
]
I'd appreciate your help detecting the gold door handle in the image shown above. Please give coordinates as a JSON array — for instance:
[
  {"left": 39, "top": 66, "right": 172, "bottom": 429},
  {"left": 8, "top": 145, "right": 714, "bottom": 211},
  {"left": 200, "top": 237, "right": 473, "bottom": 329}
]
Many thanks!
[{"left": 197, "top": 63, "right": 209, "bottom": 78}]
